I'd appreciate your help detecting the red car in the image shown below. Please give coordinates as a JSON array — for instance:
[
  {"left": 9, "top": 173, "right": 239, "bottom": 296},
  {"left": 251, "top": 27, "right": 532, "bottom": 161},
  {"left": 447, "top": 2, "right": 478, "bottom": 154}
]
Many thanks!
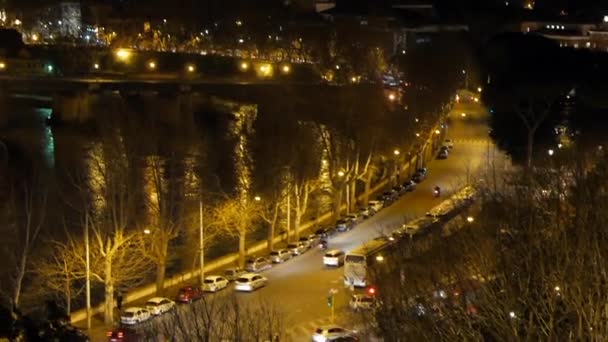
[
  {"left": 107, "top": 328, "right": 140, "bottom": 342},
  {"left": 176, "top": 285, "right": 203, "bottom": 303}
]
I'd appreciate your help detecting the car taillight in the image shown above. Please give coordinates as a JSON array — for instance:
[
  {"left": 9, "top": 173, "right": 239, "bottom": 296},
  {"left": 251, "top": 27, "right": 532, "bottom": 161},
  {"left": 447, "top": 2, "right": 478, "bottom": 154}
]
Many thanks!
[
  {"left": 118, "top": 332, "right": 124, "bottom": 338},
  {"left": 106, "top": 332, "right": 112, "bottom": 337}
]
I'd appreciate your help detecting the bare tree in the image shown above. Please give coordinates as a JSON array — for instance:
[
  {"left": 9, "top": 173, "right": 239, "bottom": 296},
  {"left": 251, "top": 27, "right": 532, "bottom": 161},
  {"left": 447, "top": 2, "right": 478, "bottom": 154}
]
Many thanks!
[
  {"left": 212, "top": 195, "right": 263, "bottom": 268},
  {"left": 0, "top": 176, "right": 48, "bottom": 308}
]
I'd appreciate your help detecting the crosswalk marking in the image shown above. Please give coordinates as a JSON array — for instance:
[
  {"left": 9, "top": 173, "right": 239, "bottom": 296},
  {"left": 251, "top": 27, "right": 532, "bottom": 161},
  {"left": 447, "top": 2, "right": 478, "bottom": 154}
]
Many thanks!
[{"left": 451, "top": 138, "right": 490, "bottom": 144}]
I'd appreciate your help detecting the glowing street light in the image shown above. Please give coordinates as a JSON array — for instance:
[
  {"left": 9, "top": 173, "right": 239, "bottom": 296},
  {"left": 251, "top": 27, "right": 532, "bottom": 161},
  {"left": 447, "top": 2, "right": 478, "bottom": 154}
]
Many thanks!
[
  {"left": 477, "top": 86, "right": 483, "bottom": 93},
  {"left": 254, "top": 196, "right": 262, "bottom": 202},
  {"left": 388, "top": 93, "right": 396, "bottom": 101},
  {"left": 415, "top": 118, "right": 419, "bottom": 122},
  {"left": 466, "top": 216, "right": 474, "bottom": 223},
  {"left": 335, "top": 65, "right": 340, "bottom": 70},
  {"left": 186, "top": 64, "right": 196, "bottom": 73},
  {"left": 351, "top": 76, "right": 357, "bottom": 83},
  {"left": 281, "top": 64, "right": 290, "bottom": 74},
  {"left": 337, "top": 170, "right": 345, "bottom": 177},
  {"left": 0, "top": 62, "right": 6, "bottom": 70},
  {"left": 393, "top": 149, "right": 400, "bottom": 156},
  {"left": 93, "top": 63, "right": 99, "bottom": 70},
  {"left": 114, "top": 48, "right": 131, "bottom": 62},
  {"left": 147, "top": 61, "right": 156, "bottom": 70},
  {"left": 557, "top": 143, "right": 563, "bottom": 149},
  {"left": 415, "top": 133, "right": 421, "bottom": 138},
  {"left": 509, "top": 311, "right": 516, "bottom": 319},
  {"left": 376, "top": 255, "right": 384, "bottom": 262},
  {"left": 240, "top": 62, "right": 249, "bottom": 70},
  {"left": 548, "top": 149, "right": 555, "bottom": 156},
  {"left": 31, "top": 34, "right": 39, "bottom": 42},
  {"left": 435, "top": 129, "right": 441, "bottom": 134},
  {"left": 461, "top": 112, "right": 467, "bottom": 118},
  {"left": 143, "top": 229, "right": 151, "bottom": 235}
]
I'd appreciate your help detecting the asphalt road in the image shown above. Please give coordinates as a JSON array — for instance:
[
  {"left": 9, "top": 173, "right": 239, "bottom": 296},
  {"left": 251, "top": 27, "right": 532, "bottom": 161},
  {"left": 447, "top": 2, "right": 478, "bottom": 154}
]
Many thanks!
[{"left": 93, "top": 97, "right": 511, "bottom": 342}]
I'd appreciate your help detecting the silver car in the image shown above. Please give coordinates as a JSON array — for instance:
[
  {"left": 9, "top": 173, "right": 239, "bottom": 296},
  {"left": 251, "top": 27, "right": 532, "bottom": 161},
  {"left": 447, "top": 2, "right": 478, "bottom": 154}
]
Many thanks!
[
  {"left": 224, "top": 267, "right": 246, "bottom": 281},
  {"left": 287, "top": 242, "right": 307, "bottom": 255},
  {"left": 269, "top": 249, "right": 292, "bottom": 263},
  {"left": 245, "top": 257, "right": 272, "bottom": 272}
]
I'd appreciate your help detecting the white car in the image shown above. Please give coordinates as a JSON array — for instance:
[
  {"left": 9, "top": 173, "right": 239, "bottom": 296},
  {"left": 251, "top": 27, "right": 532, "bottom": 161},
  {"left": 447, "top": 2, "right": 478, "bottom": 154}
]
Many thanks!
[
  {"left": 234, "top": 273, "right": 268, "bottom": 292},
  {"left": 368, "top": 200, "right": 384, "bottom": 212},
  {"left": 312, "top": 325, "right": 357, "bottom": 342},
  {"left": 202, "top": 275, "right": 229, "bottom": 292},
  {"left": 323, "top": 249, "right": 345, "bottom": 267},
  {"left": 287, "top": 242, "right": 307, "bottom": 255},
  {"left": 345, "top": 213, "right": 362, "bottom": 224},
  {"left": 120, "top": 307, "right": 151, "bottom": 325},
  {"left": 145, "top": 297, "right": 175, "bottom": 316},
  {"left": 349, "top": 294, "right": 378, "bottom": 311}
]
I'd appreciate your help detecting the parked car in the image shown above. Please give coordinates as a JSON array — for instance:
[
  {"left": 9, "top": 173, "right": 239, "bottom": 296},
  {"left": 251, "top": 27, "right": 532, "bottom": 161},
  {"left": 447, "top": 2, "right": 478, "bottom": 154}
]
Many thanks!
[
  {"left": 269, "top": 249, "right": 292, "bottom": 263},
  {"left": 307, "top": 233, "right": 321, "bottom": 246},
  {"left": 323, "top": 249, "right": 345, "bottom": 267},
  {"left": 245, "top": 256, "right": 272, "bottom": 272},
  {"left": 336, "top": 219, "right": 355, "bottom": 232},
  {"left": 393, "top": 185, "right": 406, "bottom": 195},
  {"left": 120, "top": 307, "right": 151, "bottom": 325},
  {"left": 345, "top": 213, "right": 363, "bottom": 224},
  {"left": 224, "top": 267, "right": 246, "bottom": 281},
  {"left": 145, "top": 297, "right": 175, "bottom": 316},
  {"left": 368, "top": 200, "right": 384, "bottom": 212},
  {"left": 234, "top": 273, "right": 268, "bottom": 292},
  {"left": 358, "top": 206, "right": 374, "bottom": 219},
  {"left": 298, "top": 236, "right": 313, "bottom": 249},
  {"left": 176, "top": 285, "right": 204, "bottom": 303},
  {"left": 402, "top": 180, "right": 416, "bottom": 192},
  {"left": 444, "top": 139, "right": 454, "bottom": 149},
  {"left": 412, "top": 168, "right": 428, "bottom": 182},
  {"left": 312, "top": 325, "right": 357, "bottom": 342},
  {"left": 379, "top": 191, "right": 398, "bottom": 205},
  {"left": 437, "top": 149, "right": 449, "bottom": 159},
  {"left": 202, "top": 275, "right": 229, "bottom": 292},
  {"left": 315, "top": 227, "right": 336, "bottom": 238},
  {"left": 287, "top": 242, "right": 308, "bottom": 255},
  {"left": 107, "top": 328, "right": 141, "bottom": 342},
  {"left": 349, "top": 294, "right": 379, "bottom": 311}
]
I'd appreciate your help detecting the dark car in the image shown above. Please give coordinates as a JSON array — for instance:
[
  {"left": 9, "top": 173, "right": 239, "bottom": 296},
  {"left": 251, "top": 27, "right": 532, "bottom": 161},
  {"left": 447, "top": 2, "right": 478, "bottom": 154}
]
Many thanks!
[
  {"left": 176, "top": 285, "right": 203, "bottom": 303},
  {"left": 412, "top": 168, "right": 428, "bottom": 183},
  {"left": 315, "top": 227, "right": 335, "bottom": 238},
  {"left": 402, "top": 180, "right": 416, "bottom": 192},
  {"left": 336, "top": 219, "right": 355, "bottom": 232}
]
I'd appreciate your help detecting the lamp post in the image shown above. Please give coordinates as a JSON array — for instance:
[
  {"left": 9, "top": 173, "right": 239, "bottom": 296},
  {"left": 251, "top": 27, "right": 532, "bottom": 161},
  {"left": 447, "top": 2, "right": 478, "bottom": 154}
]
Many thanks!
[{"left": 199, "top": 194, "right": 205, "bottom": 285}]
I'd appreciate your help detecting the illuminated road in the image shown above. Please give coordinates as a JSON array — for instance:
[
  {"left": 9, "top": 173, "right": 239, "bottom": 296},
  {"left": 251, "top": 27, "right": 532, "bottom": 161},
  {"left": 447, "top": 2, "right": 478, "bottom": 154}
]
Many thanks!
[
  {"left": 234, "top": 96, "right": 511, "bottom": 341},
  {"left": 89, "top": 97, "right": 510, "bottom": 342}
]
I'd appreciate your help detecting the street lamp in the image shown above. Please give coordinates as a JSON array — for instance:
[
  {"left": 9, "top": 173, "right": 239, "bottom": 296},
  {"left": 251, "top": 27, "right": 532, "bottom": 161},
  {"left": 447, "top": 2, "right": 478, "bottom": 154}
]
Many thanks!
[
  {"left": 337, "top": 170, "right": 345, "bottom": 177},
  {"left": 461, "top": 112, "right": 467, "bottom": 118},
  {"left": 143, "top": 228, "right": 151, "bottom": 234},
  {"left": 240, "top": 61, "right": 249, "bottom": 70},
  {"left": 281, "top": 64, "right": 290, "bottom": 74},
  {"left": 114, "top": 48, "right": 131, "bottom": 62},
  {"left": 477, "top": 86, "right": 483, "bottom": 93},
  {"left": 93, "top": 63, "right": 99, "bottom": 70},
  {"left": 147, "top": 61, "right": 156, "bottom": 70},
  {"left": 388, "top": 93, "right": 396, "bottom": 101},
  {"left": 376, "top": 255, "right": 384, "bottom": 262},
  {"left": 0, "top": 62, "right": 6, "bottom": 70},
  {"left": 416, "top": 133, "right": 420, "bottom": 138},
  {"left": 415, "top": 118, "right": 419, "bottom": 123},
  {"left": 466, "top": 216, "right": 474, "bottom": 223},
  {"left": 435, "top": 129, "right": 441, "bottom": 134},
  {"left": 254, "top": 195, "right": 262, "bottom": 202},
  {"left": 335, "top": 65, "right": 340, "bottom": 70},
  {"left": 186, "top": 64, "right": 196, "bottom": 73},
  {"left": 548, "top": 149, "right": 555, "bottom": 156},
  {"left": 393, "top": 149, "right": 400, "bottom": 156}
]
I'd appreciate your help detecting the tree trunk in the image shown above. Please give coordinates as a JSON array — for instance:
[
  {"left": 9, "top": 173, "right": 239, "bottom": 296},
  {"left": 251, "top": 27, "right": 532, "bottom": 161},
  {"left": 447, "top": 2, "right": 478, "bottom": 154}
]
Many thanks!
[
  {"left": 156, "top": 261, "right": 166, "bottom": 295},
  {"left": 13, "top": 250, "right": 27, "bottom": 308},
  {"left": 238, "top": 232, "right": 246, "bottom": 268},
  {"left": 350, "top": 179, "right": 357, "bottom": 212},
  {"left": 294, "top": 208, "right": 302, "bottom": 240},
  {"left": 332, "top": 186, "right": 343, "bottom": 222},
  {"left": 267, "top": 202, "right": 280, "bottom": 251},
  {"left": 104, "top": 260, "right": 114, "bottom": 324},
  {"left": 362, "top": 172, "right": 372, "bottom": 205},
  {"left": 526, "top": 129, "right": 535, "bottom": 169}
]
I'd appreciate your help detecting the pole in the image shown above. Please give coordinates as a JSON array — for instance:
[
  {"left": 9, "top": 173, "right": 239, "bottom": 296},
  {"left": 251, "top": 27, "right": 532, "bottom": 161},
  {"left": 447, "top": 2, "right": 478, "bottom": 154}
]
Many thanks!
[
  {"left": 84, "top": 210, "right": 91, "bottom": 330},
  {"left": 199, "top": 196, "right": 204, "bottom": 285},
  {"left": 286, "top": 184, "right": 290, "bottom": 242},
  {"left": 330, "top": 294, "right": 335, "bottom": 323}
]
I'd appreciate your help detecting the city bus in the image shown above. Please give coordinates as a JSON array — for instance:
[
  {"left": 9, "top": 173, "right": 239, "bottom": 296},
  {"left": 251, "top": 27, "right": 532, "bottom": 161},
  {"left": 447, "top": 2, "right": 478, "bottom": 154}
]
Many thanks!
[{"left": 344, "top": 236, "right": 393, "bottom": 288}]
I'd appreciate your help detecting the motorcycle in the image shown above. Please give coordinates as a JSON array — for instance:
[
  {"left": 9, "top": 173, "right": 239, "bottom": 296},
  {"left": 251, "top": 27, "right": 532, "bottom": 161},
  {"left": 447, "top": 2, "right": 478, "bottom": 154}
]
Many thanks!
[
  {"left": 433, "top": 186, "right": 441, "bottom": 198},
  {"left": 319, "top": 240, "right": 328, "bottom": 250}
]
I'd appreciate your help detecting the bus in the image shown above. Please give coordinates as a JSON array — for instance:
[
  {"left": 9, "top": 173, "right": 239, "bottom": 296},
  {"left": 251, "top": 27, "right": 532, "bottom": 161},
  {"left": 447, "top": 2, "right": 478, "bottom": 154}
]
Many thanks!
[{"left": 344, "top": 236, "right": 393, "bottom": 288}]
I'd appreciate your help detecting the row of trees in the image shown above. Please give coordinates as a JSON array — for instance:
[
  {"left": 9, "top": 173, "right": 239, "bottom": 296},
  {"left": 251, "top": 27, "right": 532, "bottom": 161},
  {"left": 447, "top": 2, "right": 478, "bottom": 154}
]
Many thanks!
[{"left": 368, "top": 150, "right": 608, "bottom": 339}]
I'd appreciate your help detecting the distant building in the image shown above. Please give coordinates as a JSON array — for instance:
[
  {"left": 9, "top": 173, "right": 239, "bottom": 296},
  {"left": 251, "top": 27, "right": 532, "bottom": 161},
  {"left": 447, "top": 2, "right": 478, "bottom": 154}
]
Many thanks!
[{"left": 520, "top": 19, "right": 608, "bottom": 52}]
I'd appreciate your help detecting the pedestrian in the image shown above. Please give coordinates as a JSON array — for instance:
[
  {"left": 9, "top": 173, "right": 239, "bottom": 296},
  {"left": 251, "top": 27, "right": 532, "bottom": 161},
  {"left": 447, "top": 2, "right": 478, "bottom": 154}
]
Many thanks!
[{"left": 116, "top": 291, "right": 123, "bottom": 312}]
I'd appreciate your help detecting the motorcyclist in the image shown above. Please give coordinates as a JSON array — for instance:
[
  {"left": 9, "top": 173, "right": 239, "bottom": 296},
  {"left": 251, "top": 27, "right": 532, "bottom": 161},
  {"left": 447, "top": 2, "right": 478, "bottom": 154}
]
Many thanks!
[
  {"left": 434, "top": 186, "right": 441, "bottom": 198},
  {"left": 319, "top": 238, "right": 328, "bottom": 250}
]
